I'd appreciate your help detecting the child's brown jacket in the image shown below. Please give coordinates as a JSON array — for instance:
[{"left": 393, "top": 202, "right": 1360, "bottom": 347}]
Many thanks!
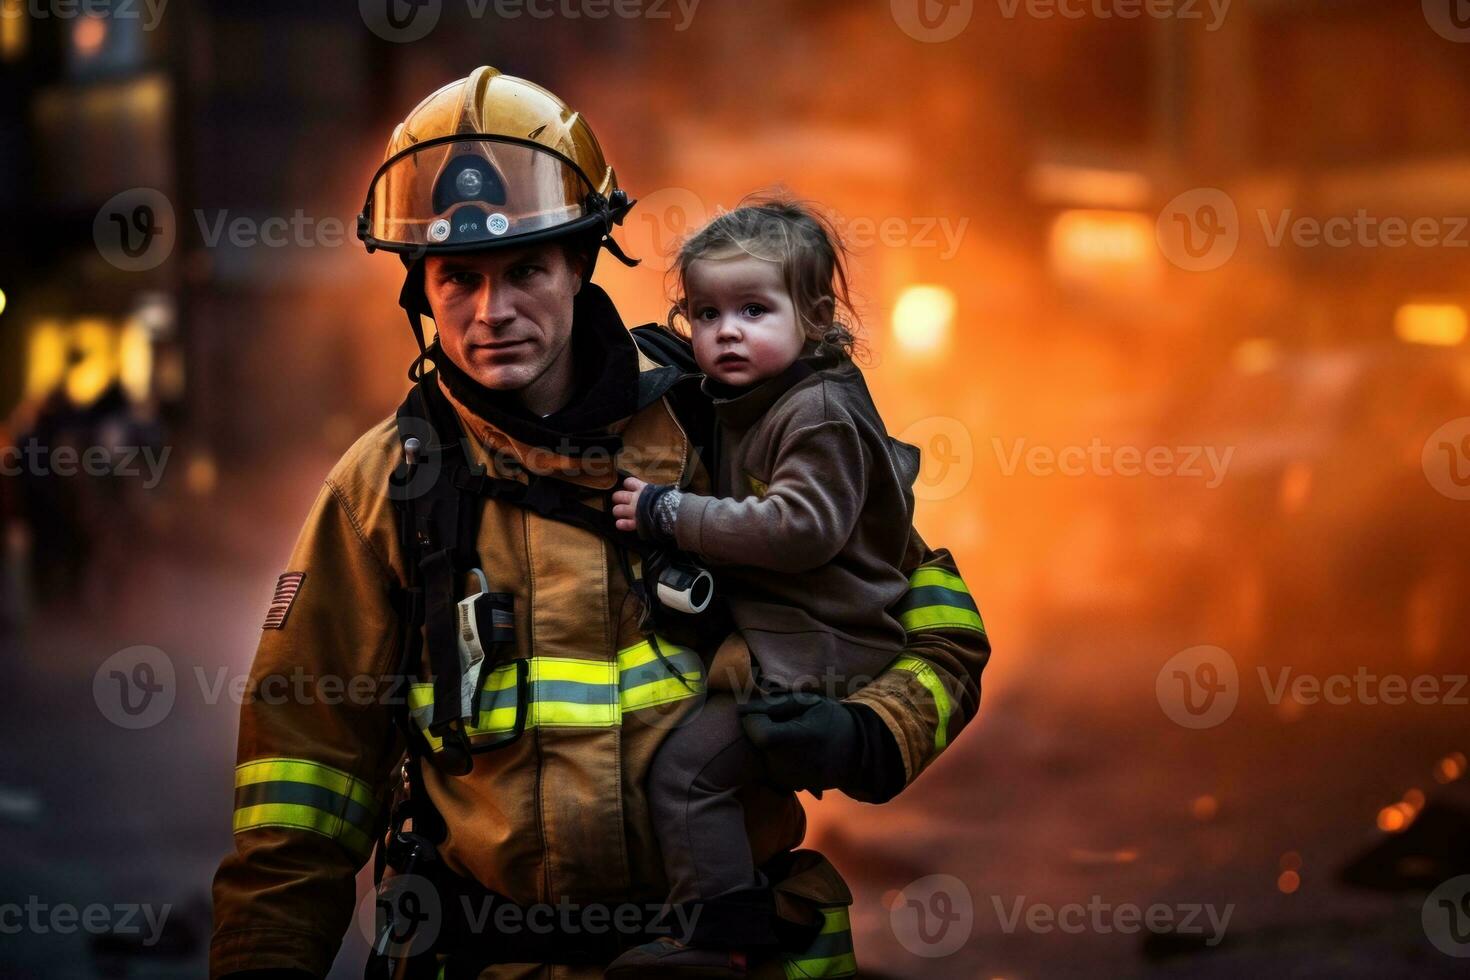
[{"left": 674, "top": 349, "right": 920, "bottom": 696}]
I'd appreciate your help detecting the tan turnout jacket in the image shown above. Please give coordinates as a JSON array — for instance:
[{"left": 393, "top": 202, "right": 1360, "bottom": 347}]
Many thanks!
[{"left": 210, "top": 347, "right": 991, "bottom": 979}]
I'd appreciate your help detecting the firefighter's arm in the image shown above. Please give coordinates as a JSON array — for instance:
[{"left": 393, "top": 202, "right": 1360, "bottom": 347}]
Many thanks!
[
  {"left": 842, "top": 530, "right": 989, "bottom": 797},
  {"left": 211, "top": 471, "right": 405, "bottom": 979},
  {"left": 737, "top": 530, "right": 989, "bottom": 803}
]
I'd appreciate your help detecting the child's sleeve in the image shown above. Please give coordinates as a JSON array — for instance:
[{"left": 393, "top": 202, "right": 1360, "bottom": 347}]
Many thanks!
[{"left": 672, "top": 419, "right": 865, "bottom": 572}]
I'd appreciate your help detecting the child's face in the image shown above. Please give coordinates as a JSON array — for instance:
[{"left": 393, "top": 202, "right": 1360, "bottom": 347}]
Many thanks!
[{"left": 685, "top": 253, "right": 806, "bottom": 386}]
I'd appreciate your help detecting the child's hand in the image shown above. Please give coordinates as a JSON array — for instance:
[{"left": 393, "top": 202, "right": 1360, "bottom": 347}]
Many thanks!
[{"left": 611, "top": 476, "right": 648, "bottom": 532}]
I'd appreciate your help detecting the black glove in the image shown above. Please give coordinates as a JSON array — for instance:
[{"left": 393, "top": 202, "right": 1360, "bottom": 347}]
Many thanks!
[{"left": 738, "top": 692, "right": 905, "bottom": 802}]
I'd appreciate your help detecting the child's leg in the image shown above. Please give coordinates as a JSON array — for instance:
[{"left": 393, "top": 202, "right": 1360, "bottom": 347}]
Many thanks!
[{"left": 648, "top": 690, "right": 762, "bottom": 907}]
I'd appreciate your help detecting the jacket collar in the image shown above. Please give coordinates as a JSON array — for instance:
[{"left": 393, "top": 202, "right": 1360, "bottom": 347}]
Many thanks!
[{"left": 431, "top": 283, "right": 677, "bottom": 465}]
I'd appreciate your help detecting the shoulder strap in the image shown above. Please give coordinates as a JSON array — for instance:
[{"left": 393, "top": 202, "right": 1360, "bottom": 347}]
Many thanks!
[
  {"left": 631, "top": 322, "right": 699, "bottom": 373},
  {"left": 392, "top": 377, "right": 481, "bottom": 775},
  {"left": 630, "top": 324, "right": 715, "bottom": 474}
]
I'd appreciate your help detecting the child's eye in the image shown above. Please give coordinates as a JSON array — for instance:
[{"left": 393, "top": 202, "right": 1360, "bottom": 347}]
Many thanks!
[
  {"left": 741, "top": 303, "right": 766, "bottom": 318},
  {"left": 696, "top": 307, "right": 719, "bottom": 321}
]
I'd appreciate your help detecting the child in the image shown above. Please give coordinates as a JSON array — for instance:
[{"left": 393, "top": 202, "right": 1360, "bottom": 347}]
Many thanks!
[{"left": 607, "top": 199, "right": 919, "bottom": 977}]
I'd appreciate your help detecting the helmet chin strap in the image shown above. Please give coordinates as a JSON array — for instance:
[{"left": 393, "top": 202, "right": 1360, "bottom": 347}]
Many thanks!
[
  {"left": 601, "top": 233, "right": 640, "bottom": 268},
  {"left": 406, "top": 311, "right": 433, "bottom": 383},
  {"left": 398, "top": 258, "right": 435, "bottom": 382}
]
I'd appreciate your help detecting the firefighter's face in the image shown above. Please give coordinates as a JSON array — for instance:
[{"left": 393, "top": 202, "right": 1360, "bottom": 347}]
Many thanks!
[{"left": 424, "top": 244, "right": 583, "bottom": 396}]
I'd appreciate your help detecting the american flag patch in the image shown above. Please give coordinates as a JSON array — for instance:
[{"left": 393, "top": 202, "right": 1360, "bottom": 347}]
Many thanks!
[{"left": 263, "top": 572, "right": 305, "bottom": 630}]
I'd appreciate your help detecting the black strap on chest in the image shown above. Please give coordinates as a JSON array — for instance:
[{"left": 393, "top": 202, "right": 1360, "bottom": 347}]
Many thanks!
[
  {"left": 389, "top": 342, "right": 693, "bottom": 767},
  {"left": 629, "top": 324, "right": 715, "bottom": 473}
]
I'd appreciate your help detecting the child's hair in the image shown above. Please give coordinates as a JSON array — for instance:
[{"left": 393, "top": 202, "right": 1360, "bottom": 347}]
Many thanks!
[{"left": 666, "top": 195, "right": 860, "bottom": 359}]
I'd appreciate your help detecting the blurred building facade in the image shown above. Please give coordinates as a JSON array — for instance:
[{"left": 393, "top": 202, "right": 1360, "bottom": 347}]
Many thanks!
[{"left": 0, "top": 0, "right": 1466, "bottom": 645}]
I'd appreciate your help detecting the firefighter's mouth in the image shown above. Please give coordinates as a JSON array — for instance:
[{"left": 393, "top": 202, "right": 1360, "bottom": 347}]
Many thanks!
[{"left": 473, "top": 339, "right": 532, "bottom": 354}]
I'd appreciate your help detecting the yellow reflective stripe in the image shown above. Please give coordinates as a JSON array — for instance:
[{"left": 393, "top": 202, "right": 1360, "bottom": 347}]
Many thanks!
[
  {"left": 906, "top": 567, "right": 969, "bottom": 593},
  {"left": 234, "top": 757, "right": 376, "bottom": 812},
  {"left": 898, "top": 566, "right": 986, "bottom": 634},
  {"left": 531, "top": 656, "right": 617, "bottom": 686},
  {"left": 408, "top": 641, "right": 707, "bottom": 747},
  {"left": 483, "top": 663, "right": 518, "bottom": 691},
  {"left": 232, "top": 802, "right": 373, "bottom": 857},
  {"left": 818, "top": 906, "right": 849, "bottom": 934},
  {"left": 529, "top": 698, "right": 620, "bottom": 727},
  {"left": 624, "top": 673, "right": 704, "bottom": 710},
  {"left": 783, "top": 953, "right": 858, "bottom": 979},
  {"left": 616, "top": 639, "right": 663, "bottom": 671},
  {"left": 619, "top": 637, "right": 704, "bottom": 711},
  {"left": 473, "top": 705, "right": 519, "bottom": 734},
  {"left": 407, "top": 684, "right": 446, "bottom": 751},
  {"left": 898, "top": 603, "right": 985, "bottom": 633},
  {"left": 527, "top": 657, "right": 620, "bottom": 727},
  {"left": 232, "top": 758, "right": 378, "bottom": 856},
  {"left": 890, "top": 654, "right": 953, "bottom": 751},
  {"left": 784, "top": 906, "right": 856, "bottom": 978}
]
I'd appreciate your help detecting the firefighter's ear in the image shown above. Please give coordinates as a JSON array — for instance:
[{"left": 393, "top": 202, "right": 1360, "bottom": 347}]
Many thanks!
[
  {"left": 574, "top": 247, "right": 592, "bottom": 294},
  {"left": 561, "top": 241, "right": 589, "bottom": 295}
]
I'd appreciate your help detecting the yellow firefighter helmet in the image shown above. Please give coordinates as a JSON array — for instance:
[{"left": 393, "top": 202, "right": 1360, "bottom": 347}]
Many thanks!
[{"left": 358, "top": 66, "right": 634, "bottom": 255}]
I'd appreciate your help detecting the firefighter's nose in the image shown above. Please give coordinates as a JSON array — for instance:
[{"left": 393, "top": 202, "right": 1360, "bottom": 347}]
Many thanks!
[{"left": 476, "top": 282, "right": 516, "bottom": 327}]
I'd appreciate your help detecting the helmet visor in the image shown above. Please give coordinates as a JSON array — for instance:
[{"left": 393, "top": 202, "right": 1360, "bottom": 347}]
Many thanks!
[{"left": 367, "top": 137, "right": 595, "bottom": 251}]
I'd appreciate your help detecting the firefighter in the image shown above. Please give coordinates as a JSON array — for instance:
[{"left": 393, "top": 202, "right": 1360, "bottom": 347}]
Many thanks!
[{"left": 210, "top": 66, "right": 991, "bottom": 980}]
